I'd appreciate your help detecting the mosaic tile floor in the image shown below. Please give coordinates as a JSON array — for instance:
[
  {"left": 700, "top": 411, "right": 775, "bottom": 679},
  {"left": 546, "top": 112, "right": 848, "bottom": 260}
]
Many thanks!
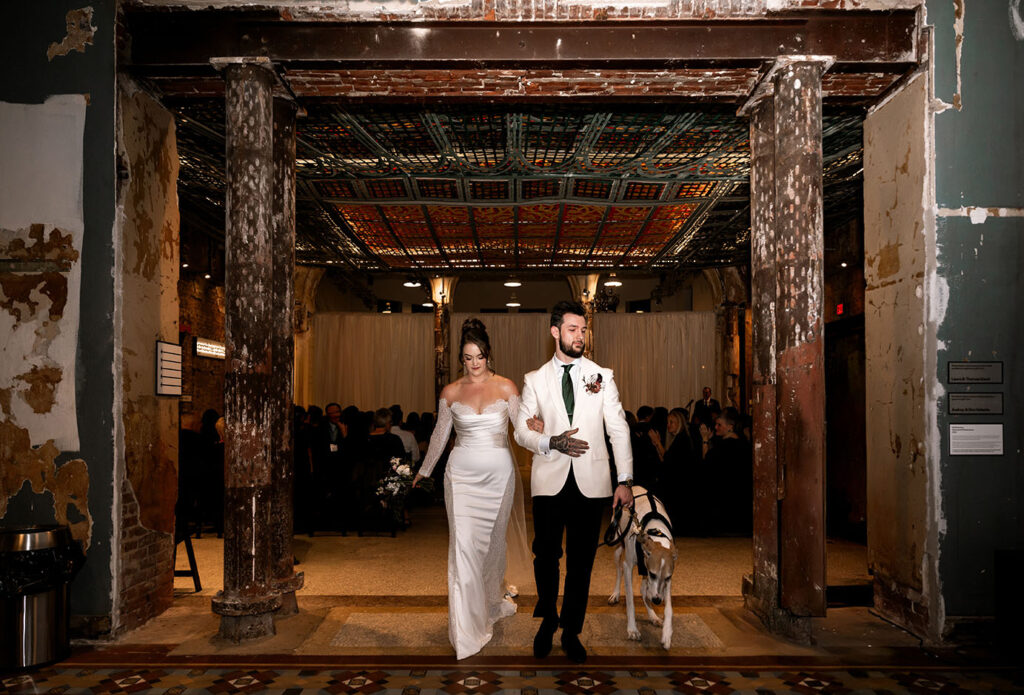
[{"left": 4, "top": 664, "right": 1023, "bottom": 695}]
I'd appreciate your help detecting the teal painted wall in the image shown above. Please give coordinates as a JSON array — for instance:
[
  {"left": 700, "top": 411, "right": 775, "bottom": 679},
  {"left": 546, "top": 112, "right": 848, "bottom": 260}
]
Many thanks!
[
  {"left": 0, "top": 2, "right": 117, "bottom": 621},
  {"left": 929, "top": 0, "right": 1024, "bottom": 618}
]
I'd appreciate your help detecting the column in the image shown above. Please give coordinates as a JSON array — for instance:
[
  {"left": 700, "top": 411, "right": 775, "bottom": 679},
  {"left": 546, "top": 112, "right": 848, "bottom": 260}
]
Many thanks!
[
  {"left": 270, "top": 97, "right": 304, "bottom": 616},
  {"left": 744, "top": 97, "right": 782, "bottom": 623},
  {"left": 773, "top": 60, "right": 827, "bottom": 618},
  {"left": 211, "top": 59, "right": 281, "bottom": 641}
]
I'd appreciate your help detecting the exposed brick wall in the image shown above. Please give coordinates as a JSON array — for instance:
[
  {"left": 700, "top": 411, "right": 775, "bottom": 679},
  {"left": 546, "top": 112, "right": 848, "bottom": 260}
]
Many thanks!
[
  {"left": 117, "top": 478, "right": 174, "bottom": 632},
  {"left": 179, "top": 275, "right": 226, "bottom": 419}
]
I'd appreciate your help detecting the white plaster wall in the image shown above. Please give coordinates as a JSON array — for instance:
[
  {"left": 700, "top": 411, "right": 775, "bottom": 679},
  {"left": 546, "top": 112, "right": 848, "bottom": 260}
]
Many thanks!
[{"left": 0, "top": 96, "right": 86, "bottom": 451}]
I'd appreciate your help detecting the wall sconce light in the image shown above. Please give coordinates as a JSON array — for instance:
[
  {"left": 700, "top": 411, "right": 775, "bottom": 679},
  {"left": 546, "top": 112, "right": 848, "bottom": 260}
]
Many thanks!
[
  {"left": 505, "top": 293, "right": 521, "bottom": 308},
  {"left": 504, "top": 277, "right": 522, "bottom": 288},
  {"left": 382, "top": 302, "right": 392, "bottom": 314},
  {"left": 840, "top": 262, "right": 849, "bottom": 268},
  {"left": 604, "top": 273, "right": 622, "bottom": 287},
  {"left": 404, "top": 277, "right": 422, "bottom": 288}
]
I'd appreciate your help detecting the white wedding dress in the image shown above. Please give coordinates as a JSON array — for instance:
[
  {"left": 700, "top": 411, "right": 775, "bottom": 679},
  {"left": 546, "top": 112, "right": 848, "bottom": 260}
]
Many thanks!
[{"left": 418, "top": 396, "right": 520, "bottom": 659}]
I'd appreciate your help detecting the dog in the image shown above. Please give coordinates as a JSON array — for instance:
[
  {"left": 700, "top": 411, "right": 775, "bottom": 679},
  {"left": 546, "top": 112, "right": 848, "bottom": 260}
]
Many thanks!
[{"left": 607, "top": 485, "right": 677, "bottom": 649}]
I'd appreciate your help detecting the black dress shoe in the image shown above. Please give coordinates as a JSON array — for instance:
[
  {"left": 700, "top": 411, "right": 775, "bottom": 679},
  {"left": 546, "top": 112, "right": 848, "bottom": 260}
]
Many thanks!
[
  {"left": 533, "top": 618, "right": 558, "bottom": 658},
  {"left": 561, "top": 633, "right": 587, "bottom": 663}
]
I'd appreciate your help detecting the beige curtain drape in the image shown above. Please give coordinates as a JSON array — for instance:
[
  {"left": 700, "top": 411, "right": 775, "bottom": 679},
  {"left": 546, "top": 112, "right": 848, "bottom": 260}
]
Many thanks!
[
  {"left": 307, "top": 310, "right": 717, "bottom": 416},
  {"left": 309, "top": 312, "right": 434, "bottom": 413},
  {"left": 593, "top": 312, "right": 718, "bottom": 413}
]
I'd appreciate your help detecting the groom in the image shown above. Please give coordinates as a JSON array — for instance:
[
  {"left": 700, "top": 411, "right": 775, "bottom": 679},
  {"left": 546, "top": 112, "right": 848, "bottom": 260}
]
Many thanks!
[{"left": 515, "top": 300, "right": 634, "bottom": 663}]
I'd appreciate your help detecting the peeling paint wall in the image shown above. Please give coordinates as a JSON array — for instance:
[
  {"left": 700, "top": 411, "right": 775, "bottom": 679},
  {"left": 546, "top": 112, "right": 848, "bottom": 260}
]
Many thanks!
[
  {"left": 863, "top": 72, "right": 933, "bottom": 638},
  {"left": 0, "top": 1, "right": 117, "bottom": 634},
  {"left": 928, "top": 0, "right": 1024, "bottom": 632},
  {"left": 115, "top": 85, "right": 180, "bottom": 631}
]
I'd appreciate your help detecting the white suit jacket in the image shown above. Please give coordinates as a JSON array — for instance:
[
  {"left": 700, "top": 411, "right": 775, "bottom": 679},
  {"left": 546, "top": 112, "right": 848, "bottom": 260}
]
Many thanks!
[{"left": 514, "top": 356, "right": 633, "bottom": 498}]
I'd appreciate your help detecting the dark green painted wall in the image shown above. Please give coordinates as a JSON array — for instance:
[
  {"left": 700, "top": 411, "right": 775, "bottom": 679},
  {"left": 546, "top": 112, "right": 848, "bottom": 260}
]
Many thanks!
[
  {"left": 929, "top": 0, "right": 1024, "bottom": 617},
  {"left": 1, "top": 1, "right": 117, "bottom": 620}
]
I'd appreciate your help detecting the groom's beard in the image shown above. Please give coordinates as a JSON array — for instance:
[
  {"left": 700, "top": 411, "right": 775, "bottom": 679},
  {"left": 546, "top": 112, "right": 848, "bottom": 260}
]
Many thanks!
[{"left": 560, "top": 337, "right": 584, "bottom": 358}]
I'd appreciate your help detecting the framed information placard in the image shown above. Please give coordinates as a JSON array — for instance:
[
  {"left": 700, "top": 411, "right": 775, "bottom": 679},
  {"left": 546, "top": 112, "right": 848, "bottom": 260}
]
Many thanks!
[
  {"left": 949, "top": 424, "right": 1003, "bottom": 456},
  {"left": 947, "top": 361, "right": 1003, "bottom": 384},
  {"left": 948, "top": 393, "right": 1003, "bottom": 415}
]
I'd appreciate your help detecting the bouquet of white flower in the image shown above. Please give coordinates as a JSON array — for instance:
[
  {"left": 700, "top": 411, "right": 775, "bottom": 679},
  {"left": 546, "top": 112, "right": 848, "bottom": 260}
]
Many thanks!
[{"left": 376, "top": 457, "right": 417, "bottom": 525}]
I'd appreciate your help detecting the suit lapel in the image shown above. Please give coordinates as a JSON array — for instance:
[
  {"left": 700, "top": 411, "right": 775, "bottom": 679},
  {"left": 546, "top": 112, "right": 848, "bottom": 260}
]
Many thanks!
[{"left": 546, "top": 359, "right": 570, "bottom": 426}]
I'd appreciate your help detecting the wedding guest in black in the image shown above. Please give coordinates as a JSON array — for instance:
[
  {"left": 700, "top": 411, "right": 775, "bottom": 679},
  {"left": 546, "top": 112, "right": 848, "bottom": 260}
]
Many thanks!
[
  {"left": 699, "top": 407, "right": 752, "bottom": 535},
  {"left": 196, "top": 409, "right": 224, "bottom": 537},
  {"left": 693, "top": 386, "right": 722, "bottom": 425},
  {"left": 177, "top": 412, "right": 204, "bottom": 537},
  {"left": 631, "top": 405, "right": 659, "bottom": 493},
  {"left": 293, "top": 405, "right": 314, "bottom": 535},
  {"left": 416, "top": 412, "right": 436, "bottom": 467},
  {"left": 659, "top": 407, "right": 697, "bottom": 534},
  {"left": 311, "top": 402, "right": 347, "bottom": 533}
]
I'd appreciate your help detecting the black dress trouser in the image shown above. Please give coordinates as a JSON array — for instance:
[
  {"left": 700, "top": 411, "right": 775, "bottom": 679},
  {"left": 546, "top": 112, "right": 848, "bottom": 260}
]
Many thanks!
[{"left": 532, "top": 467, "right": 609, "bottom": 636}]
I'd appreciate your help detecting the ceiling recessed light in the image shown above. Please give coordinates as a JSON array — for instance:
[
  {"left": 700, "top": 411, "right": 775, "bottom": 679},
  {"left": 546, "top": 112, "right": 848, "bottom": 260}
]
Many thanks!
[
  {"left": 203, "top": 273, "right": 212, "bottom": 280},
  {"left": 181, "top": 262, "right": 189, "bottom": 269},
  {"left": 840, "top": 261, "right": 849, "bottom": 268}
]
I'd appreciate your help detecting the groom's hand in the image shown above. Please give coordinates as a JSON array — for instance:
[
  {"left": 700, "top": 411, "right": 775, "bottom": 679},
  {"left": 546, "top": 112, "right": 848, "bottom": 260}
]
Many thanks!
[
  {"left": 612, "top": 483, "right": 634, "bottom": 509},
  {"left": 550, "top": 428, "right": 589, "bottom": 457}
]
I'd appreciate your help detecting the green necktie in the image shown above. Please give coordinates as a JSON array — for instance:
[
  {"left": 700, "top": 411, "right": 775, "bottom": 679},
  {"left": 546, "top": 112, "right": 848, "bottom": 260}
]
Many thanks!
[{"left": 562, "top": 364, "right": 575, "bottom": 424}]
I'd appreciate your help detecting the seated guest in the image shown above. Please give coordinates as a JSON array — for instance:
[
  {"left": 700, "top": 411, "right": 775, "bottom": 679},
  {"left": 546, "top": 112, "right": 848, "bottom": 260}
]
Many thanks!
[{"left": 389, "top": 404, "right": 420, "bottom": 464}]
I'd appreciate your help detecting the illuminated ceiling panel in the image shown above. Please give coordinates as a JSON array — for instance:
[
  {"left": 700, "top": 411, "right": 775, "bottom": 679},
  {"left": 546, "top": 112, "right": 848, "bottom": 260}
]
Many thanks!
[{"left": 175, "top": 103, "right": 863, "bottom": 272}]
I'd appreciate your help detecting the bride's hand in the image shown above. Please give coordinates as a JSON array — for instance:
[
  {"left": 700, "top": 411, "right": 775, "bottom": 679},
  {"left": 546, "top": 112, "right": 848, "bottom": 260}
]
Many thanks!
[
  {"left": 527, "top": 415, "right": 545, "bottom": 433},
  {"left": 413, "top": 473, "right": 426, "bottom": 487}
]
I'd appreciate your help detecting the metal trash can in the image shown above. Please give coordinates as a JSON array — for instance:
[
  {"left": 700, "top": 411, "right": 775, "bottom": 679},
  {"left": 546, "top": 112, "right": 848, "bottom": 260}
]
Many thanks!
[{"left": 0, "top": 525, "right": 84, "bottom": 669}]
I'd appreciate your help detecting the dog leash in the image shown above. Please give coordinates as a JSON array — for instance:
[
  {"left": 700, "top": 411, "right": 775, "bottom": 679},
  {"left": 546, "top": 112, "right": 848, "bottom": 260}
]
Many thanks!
[{"left": 600, "top": 504, "right": 635, "bottom": 547}]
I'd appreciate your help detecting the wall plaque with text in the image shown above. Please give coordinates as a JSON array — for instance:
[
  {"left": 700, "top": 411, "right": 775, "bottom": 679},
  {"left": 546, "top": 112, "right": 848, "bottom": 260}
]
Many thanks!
[
  {"left": 156, "top": 341, "right": 182, "bottom": 396},
  {"left": 947, "top": 361, "right": 1003, "bottom": 384},
  {"left": 948, "top": 392, "right": 1003, "bottom": 415},
  {"left": 949, "top": 424, "right": 1003, "bottom": 456}
]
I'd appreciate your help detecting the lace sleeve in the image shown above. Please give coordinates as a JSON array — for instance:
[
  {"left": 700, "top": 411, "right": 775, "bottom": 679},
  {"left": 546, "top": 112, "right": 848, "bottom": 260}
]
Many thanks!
[
  {"left": 505, "top": 393, "right": 520, "bottom": 424},
  {"left": 418, "top": 398, "right": 453, "bottom": 478}
]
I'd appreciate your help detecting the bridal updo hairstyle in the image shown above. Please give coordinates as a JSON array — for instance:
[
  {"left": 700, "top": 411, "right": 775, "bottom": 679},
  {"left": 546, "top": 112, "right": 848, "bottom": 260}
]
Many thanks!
[{"left": 459, "top": 317, "right": 492, "bottom": 368}]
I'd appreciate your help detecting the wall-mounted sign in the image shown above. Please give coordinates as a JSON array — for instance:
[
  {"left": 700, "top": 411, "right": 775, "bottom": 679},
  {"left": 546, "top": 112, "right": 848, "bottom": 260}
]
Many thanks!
[
  {"left": 948, "top": 392, "right": 1003, "bottom": 415},
  {"left": 195, "top": 337, "right": 226, "bottom": 360},
  {"left": 947, "top": 361, "right": 1003, "bottom": 384},
  {"left": 156, "top": 341, "right": 182, "bottom": 396},
  {"left": 949, "top": 423, "right": 1003, "bottom": 456}
]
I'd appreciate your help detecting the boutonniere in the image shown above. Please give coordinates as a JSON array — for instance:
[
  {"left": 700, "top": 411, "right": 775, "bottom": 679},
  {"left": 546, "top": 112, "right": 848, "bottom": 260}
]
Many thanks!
[{"left": 583, "top": 373, "right": 603, "bottom": 394}]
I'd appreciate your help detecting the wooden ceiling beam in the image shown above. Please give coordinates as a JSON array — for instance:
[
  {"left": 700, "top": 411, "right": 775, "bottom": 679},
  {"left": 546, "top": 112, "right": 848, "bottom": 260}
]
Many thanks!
[{"left": 124, "top": 12, "right": 918, "bottom": 71}]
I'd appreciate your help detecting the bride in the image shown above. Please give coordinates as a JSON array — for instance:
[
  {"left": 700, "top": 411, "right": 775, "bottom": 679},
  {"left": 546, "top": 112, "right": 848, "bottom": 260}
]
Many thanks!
[{"left": 413, "top": 318, "right": 529, "bottom": 659}]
